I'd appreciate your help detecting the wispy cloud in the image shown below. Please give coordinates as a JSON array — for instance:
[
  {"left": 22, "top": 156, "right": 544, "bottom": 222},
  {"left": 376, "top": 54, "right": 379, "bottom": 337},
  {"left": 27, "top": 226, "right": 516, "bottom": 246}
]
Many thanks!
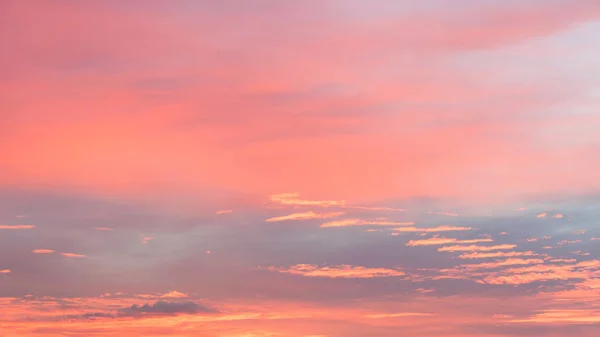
[
  {"left": 0, "top": 224, "right": 35, "bottom": 229},
  {"left": 427, "top": 211, "right": 460, "bottom": 217},
  {"left": 268, "top": 264, "right": 404, "bottom": 278},
  {"left": 459, "top": 258, "right": 545, "bottom": 270},
  {"left": 215, "top": 209, "right": 233, "bottom": 215},
  {"left": 93, "top": 227, "right": 114, "bottom": 231},
  {"left": 321, "top": 218, "right": 414, "bottom": 228},
  {"left": 61, "top": 253, "right": 86, "bottom": 258},
  {"left": 33, "top": 249, "right": 55, "bottom": 254},
  {"left": 0, "top": 269, "right": 10, "bottom": 274},
  {"left": 438, "top": 244, "right": 517, "bottom": 252},
  {"left": 366, "top": 312, "right": 437, "bottom": 319},
  {"left": 270, "top": 193, "right": 345, "bottom": 207},
  {"left": 393, "top": 226, "right": 472, "bottom": 233},
  {"left": 510, "top": 310, "right": 600, "bottom": 324},
  {"left": 266, "top": 211, "right": 344, "bottom": 222},
  {"left": 458, "top": 251, "right": 539, "bottom": 259},
  {"left": 406, "top": 237, "right": 492, "bottom": 246},
  {"left": 480, "top": 260, "right": 600, "bottom": 285}
]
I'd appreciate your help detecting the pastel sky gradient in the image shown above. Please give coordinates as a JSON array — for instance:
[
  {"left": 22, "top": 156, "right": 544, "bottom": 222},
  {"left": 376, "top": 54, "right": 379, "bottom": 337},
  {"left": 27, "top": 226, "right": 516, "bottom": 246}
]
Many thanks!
[{"left": 1, "top": 1, "right": 600, "bottom": 336}]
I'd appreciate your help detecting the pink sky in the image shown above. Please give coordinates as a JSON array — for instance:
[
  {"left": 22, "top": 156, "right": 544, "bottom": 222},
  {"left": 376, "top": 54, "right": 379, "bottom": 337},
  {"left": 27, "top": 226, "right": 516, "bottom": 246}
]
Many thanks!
[{"left": 1, "top": 1, "right": 600, "bottom": 336}]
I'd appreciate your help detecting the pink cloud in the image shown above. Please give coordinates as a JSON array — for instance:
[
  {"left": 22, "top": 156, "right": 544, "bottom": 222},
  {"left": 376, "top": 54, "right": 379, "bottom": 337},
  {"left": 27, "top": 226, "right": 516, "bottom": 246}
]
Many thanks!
[
  {"left": 439, "top": 244, "right": 517, "bottom": 252},
  {"left": 60, "top": 253, "right": 86, "bottom": 258},
  {"left": 458, "top": 251, "right": 539, "bottom": 259},
  {"left": 0, "top": 225, "right": 35, "bottom": 229},
  {"left": 32, "top": 249, "right": 54, "bottom": 254},
  {"left": 266, "top": 211, "right": 344, "bottom": 223},
  {"left": 392, "top": 226, "right": 472, "bottom": 233},
  {"left": 268, "top": 264, "right": 405, "bottom": 279},
  {"left": 93, "top": 227, "right": 114, "bottom": 231},
  {"left": 321, "top": 218, "right": 414, "bottom": 228},
  {"left": 406, "top": 237, "right": 492, "bottom": 246}
]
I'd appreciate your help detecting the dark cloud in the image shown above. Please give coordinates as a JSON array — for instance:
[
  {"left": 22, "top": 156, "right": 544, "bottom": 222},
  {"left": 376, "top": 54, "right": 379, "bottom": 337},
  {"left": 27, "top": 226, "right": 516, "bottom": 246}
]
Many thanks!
[{"left": 118, "top": 300, "right": 217, "bottom": 317}]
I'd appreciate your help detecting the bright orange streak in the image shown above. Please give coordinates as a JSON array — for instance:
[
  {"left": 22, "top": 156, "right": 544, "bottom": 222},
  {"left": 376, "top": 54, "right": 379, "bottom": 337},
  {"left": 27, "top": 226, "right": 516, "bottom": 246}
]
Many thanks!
[
  {"left": 32, "top": 249, "right": 55, "bottom": 254},
  {"left": 0, "top": 224, "right": 35, "bottom": 229}
]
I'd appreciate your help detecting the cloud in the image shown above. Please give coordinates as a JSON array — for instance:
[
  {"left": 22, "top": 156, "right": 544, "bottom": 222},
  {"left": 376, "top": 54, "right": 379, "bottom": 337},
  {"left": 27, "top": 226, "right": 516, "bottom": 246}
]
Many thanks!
[
  {"left": 366, "top": 312, "right": 437, "bottom": 319},
  {"left": 268, "top": 264, "right": 404, "bottom": 278},
  {"left": 480, "top": 260, "right": 600, "bottom": 285},
  {"left": 161, "top": 291, "right": 189, "bottom": 299},
  {"left": 392, "top": 226, "right": 472, "bottom": 233},
  {"left": 93, "top": 227, "right": 114, "bottom": 231},
  {"left": 215, "top": 209, "right": 233, "bottom": 215},
  {"left": 458, "top": 251, "right": 539, "bottom": 259},
  {"left": 61, "top": 253, "right": 86, "bottom": 258},
  {"left": 343, "top": 206, "right": 407, "bottom": 212},
  {"left": 0, "top": 269, "right": 10, "bottom": 274},
  {"left": 510, "top": 310, "right": 600, "bottom": 323},
  {"left": 427, "top": 211, "right": 460, "bottom": 217},
  {"left": 438, "top": 244, "right": 517, "bottom": 252},
  {"left": 406, "top": 237, "right": 492, "bottom": 246},
  {"left": 32, "top": 249, "right": 55, "bottom": 254},
  {"left": 0, "top": 224, "right": 35, "bottom": 229},
  {"left": 269, "top": 193, "right": 345, "bottom": 207},
  {"left": 321, "top": 218, "right": 414, "bottom": 228},
  {"left": 142, "top": 236, "right": 152, "bottom": 244},
  {"left": 266, "top": 211, "right": 344, "bottom": 222},
  {"left": 118, "top": 301, "right": 217, "bottom": 317},
  {"left": 536, "top": 212, "right": 564, "bottom": 219},
  {"left": 459, "top": 258, "right": 545, "bottom": 270}
]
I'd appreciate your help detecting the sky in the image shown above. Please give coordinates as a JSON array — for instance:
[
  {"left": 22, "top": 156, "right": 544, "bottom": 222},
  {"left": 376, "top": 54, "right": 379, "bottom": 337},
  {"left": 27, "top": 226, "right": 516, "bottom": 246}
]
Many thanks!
[{"left": 1, "top": 0, "right": 600, "bottom": 336}]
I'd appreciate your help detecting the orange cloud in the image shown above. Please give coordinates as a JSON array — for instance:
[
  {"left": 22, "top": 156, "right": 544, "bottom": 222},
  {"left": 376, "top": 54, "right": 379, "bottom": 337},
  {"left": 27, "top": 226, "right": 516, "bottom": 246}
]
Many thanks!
[
  {"left": 438, "top": 244, "right": 517, "bottom": 252},
  {"left": 0, "top": 269, "right": 10, "bottom": 274},
  {"left": 510, "top": 310, "right": 600, "bottom": 323},
  {"left": 480, "top": 260, "right": 600, "bottom": 285},
  {"left": 93, "top": 227, "right": 114, "bottom": 231},
  {"left": 161, "top": 291, "right": 189, "bottom": 299},
  {"left": 458, "top": 251, "right": 539, "bottom": 259},
  {"left": 61, "top": 253, "right": 86, "bottom": 258},
  {"left": 392, "top": 226, "right": 471, "bottom": 233},
  {"left": 0, "top": 224, "right": 35, "bottom": 229},
  {"left": 536, "top": 212, "right": 548, "bottom": 218},
  {"left": 215, "top": 209, "right": 233, "bottom": 215},
  {"left": 459, "top": 258, "right": 545, "bottom": 270},
  {"left": 268, "top": 264, "right": 404, "bottom": 278},
  {"left": 266, "top": 211, "right": 344, "bottom": 222},
  {"left": 344, "top": 206, "right": 407, "bottom": 212},
  {"left": 365, "top": 312, "right": 437, "bottom": 319},
  {"left": 270, "top": 193, "right": 345, "bottom": 207},
  {"left": 32, "top": 249, "right": 54, "bottom": 254},
  {"left": 406, "top": 237, "right": 492, "bottom": 246},
  {"left": 321, "top": 218, "right": 414, "bottom": 228}
]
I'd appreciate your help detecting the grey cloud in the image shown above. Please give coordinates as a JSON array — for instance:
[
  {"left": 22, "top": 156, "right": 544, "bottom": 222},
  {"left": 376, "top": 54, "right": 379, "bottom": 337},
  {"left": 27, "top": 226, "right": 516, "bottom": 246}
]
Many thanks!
[{"left": 118, "top": 300, "right": 217, "bottom": 317}]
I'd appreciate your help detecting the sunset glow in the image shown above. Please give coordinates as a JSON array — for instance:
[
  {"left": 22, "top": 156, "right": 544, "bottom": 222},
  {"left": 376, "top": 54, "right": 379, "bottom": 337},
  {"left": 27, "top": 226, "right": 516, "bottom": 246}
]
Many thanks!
[{"left": 2, "top": 1, "right": 600, "bottom": 336}]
